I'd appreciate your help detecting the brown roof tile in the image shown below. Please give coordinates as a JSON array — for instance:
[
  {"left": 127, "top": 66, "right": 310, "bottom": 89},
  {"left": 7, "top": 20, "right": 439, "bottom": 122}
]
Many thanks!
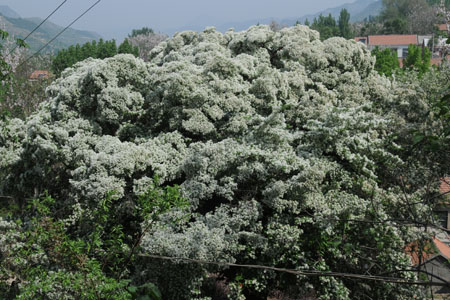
[
  {"left": 441, "top": 177, "right": 450, "bottom": 195},
  {"left": 406, "top": 237, "right": 450, "bottom": 266},
  {"left": 29, "top": 70, "right": 50, "bottom": 80},
  {"left": 438, "top": 24, "right": 448, "bottom": 31},
  {"left": 368, "top": 35, "right": 417, "bottom": 46},
  {"left": 354, "top": 37, "right": 368, "bottom": 45}
]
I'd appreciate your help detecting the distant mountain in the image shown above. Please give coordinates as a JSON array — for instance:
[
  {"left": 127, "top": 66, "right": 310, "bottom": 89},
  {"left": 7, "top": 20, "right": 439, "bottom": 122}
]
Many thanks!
[
  {"left": 0, "top": 6, "right": 101, "bottom": 52},
  {"left": 167, "top": 0, "right": 382, "bottom": 35},
  {"left": 0, "top": 5, "right": 21, "bottom": 19},
  {"left": 282, "top": 0, "right": 382, "bottom": 25},
  {"left": 348, "top": 0, "right": 383, "bottom": 22}
]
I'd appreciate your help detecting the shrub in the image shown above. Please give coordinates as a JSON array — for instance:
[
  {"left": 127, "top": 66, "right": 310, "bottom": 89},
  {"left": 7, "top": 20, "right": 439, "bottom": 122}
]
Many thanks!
[{"left": 0, "top": 25, "right": 433, "bottom": 299}]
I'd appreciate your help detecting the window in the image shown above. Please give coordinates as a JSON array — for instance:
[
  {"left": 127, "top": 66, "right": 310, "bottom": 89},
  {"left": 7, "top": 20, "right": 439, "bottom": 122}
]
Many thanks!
[
  {"left": 436, "top": 211, "right": 448, "bottom": 228},
  {"left": 402, "top": 48, "right": 409, "bottom": 58}
]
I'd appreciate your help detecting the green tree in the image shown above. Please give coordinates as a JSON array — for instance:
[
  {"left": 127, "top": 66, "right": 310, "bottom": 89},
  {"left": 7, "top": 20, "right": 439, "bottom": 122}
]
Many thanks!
[
  {"left": 52, "top": 39, "right": 123, "bottom": 77},
  {"left": 129, "top": 27, "right": 154, "bottom": 38},
  {"left": 118, "top": 38, "right": 139, "bottom": 57},
  {"left": 338, "top": 9, "right": 352, "bottom": 38},
  {"left": 304, "top": 18, "right": 310, "bottom": 27},
  {"left": 380, "top": 0, "right": 436, "bottom": 34},
  {"left": 403, "top": 44, "right": 431, "bottom": 75},
  {"left": 311, "top": 14, "right": 339, "bottom": 40},
  {"left": 372, "top": 47, "right": 400, "bottom": 76},
  {"left": 2, "top": 26, "right": 434, "bottom": 299},
  {"left": 382, "top": 17, "right": 408, "bottom": 34}
]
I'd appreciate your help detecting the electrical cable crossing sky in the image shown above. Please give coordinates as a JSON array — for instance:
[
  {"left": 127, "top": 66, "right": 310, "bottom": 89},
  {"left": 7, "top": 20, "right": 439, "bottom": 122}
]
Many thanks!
[
  {"left": 8, "top": 0, "right": 69, "bottom": 55},
  {"left": 18, "top": 0, "right": 102, "bottom": 69}
]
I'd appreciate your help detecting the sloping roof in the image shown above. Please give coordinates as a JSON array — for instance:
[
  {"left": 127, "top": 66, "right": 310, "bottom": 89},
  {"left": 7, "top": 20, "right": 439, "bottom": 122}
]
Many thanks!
[
  {"left": 441, "top": 177, "right": 450, "bottom": 195},
  {"left": 354, "top": 37, "right": 368, "bottom": 45},
  {"left": 368, "top": 35, "right": 418, "bottom": 46},
  {"left": 434, "top": 237, "right": 450, "bottom": 259},
  {"left": 29, "top": 70, "right": 50, "bottom": 80},
  {"left": 431, "top": 58, "right": 444, "bottom": 66},
  {"left": 406, "top": 237, "right": 450, "bottom": 266},
  {"left": 438, "top": 24, "right": 448, "bottom": 31}
]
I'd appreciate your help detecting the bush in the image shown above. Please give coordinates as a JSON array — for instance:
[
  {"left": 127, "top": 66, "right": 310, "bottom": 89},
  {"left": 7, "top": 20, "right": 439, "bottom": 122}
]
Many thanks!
[{"left": 0, "top": 25, "right": 433, "bottom": 299}]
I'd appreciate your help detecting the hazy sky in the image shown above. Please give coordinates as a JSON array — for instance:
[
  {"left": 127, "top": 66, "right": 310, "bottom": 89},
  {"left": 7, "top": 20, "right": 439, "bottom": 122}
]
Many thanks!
[{"left": 0, "top": 0, "right": 357, "bottom": 39}]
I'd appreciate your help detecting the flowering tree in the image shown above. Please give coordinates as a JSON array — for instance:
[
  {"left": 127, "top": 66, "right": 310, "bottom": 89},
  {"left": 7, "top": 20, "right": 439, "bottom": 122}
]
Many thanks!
[
  {"left": 127, "top": 32, "right": 168, "bottom": 61},
  {"left": 0, "top": 25, "right": 441, "bottom": 299}
]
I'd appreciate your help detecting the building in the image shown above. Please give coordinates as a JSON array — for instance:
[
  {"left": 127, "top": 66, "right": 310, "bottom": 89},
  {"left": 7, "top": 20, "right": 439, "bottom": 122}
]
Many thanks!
[
  {"left": 406, "top": 237, "right": 450, "bottom": 294},
  {"left": 355, "top": 35, "right": 418, "bottom": 58},
  {"left": 436, "top": 178, "right": 450, "bottom": 230},
  {"left": 437, "top": 24, "right": 449, "bottom": 33},
  {"left": 29, "top": 70, "right": 51, "bottom": 81}
]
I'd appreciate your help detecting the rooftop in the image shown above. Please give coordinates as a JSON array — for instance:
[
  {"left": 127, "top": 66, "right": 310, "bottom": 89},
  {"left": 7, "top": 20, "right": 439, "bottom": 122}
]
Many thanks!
[
  {"left": 368, "top": 35, "right": 418, "bottom": 46},
  {"left": 406, "top": 237, "right": 450, "bottom": 266},
  {"left": 29, "top": 70, "right": 50, "bottom": 80}
]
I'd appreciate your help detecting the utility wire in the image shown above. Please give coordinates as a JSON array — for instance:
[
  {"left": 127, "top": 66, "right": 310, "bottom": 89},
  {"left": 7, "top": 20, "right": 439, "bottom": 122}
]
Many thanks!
[
  {"left": 138, "top": 254, "right": 450, "bottom": 287},
  {"left": 17, "top": 0, "right": 102, "bottom": 69},
  {"left": 8, "top": 0, "right": 69, "bottom": 55}
]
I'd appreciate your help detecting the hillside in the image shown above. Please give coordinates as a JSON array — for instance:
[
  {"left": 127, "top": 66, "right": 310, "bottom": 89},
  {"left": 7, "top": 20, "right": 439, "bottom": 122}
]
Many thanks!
[
  {"left": 0, "top": 7, "right": 101, "bottom": 52},
  {"left": 283, "top": 0, "right": 382, "bottom": 24},
  {"left": 167, "top": 0, "right": 382, "bottom": 34},
  {"left": 0, "top": 5, "right": 21, "bottom": 19}
]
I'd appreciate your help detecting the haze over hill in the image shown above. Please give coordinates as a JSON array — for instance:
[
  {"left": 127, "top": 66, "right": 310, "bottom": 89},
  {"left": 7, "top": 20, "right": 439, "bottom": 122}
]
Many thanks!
[
  {"left": 0, "top": 5, "right": 20, "bottom": 19},
  {"left": 0, "top": 6, "right": 101, "bottom": 52},
  {"left": 166, "top": 0, "right": 381, "bottom": 35},
  {"left": 1, "top": 0, "right": 379, "bottom": 41}
]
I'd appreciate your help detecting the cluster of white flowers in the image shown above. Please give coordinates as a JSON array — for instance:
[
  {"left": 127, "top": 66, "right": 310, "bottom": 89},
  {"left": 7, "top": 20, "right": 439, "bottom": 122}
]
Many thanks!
[{"left": 0, "top": 25, "right": 430, "bottom": 299}]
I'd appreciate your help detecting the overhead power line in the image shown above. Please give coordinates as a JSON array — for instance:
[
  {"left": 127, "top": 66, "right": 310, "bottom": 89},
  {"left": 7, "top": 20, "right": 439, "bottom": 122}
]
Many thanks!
[
  {"left": 138, "top": 254, "right": 450, "bottom": 287},
  {"left": 8, "top": 0, "right": 69, "bottom": 55},
  {"left": 17, "top": 0, "right": 102, "bottom": 69}
]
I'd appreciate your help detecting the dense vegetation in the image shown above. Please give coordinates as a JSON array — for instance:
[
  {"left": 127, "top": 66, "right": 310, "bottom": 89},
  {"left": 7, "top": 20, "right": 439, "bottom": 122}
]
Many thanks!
[
  {"left": 1, "top": 24, "right": 449, "bottom": 299},
  {"left": 356, "top": 0, "right": 449, "bottom": 36},
  {"left": 51, "top": 38, "right": 139, "bottom": 77},
  {"left": 310, "top": 9, "right": 352, "bottom": 40}
]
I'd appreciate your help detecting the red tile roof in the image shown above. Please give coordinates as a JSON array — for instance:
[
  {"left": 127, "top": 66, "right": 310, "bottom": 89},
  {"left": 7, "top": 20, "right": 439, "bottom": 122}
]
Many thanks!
[
  {"left": 368, "top": 35, "right": 417, "bottom": 46},
  {"left": 430, "top": 58, "right": 444, "bottom": 66},
  {"left": 29, "top": 70, "right": 50, "bottom": 80},
  {"left": 406, "top": 237, "right": 450, "bottom": 266},
  {"left": 438, "top": 24, "right": 448, "bottom": 31},
  {"left": 441, "top": 177, "right": 450, "bottom": 195},
  {"left": 354, "top": 37, "right": 368, "bottom": 45},
  {"left": 434, "top": 237, "right": 450, "bottom": 259}
]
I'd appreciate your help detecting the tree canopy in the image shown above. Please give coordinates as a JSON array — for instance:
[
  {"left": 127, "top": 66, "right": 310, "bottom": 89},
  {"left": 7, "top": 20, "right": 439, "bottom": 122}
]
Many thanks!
[
  {"left": 0, "top": 25, "right": 446, "bottom": 299},
  {"left": 129, "top": 27, "right": 155, "bottom": 38},
  {"left": 311, "top": 9, "right": 353, "bottom": 40},
  {"left": 372, "top": 47, "right": 400, "bottom": 76},
  {"left": 51, "top": 38, "right": 139, "bottom": 77}
]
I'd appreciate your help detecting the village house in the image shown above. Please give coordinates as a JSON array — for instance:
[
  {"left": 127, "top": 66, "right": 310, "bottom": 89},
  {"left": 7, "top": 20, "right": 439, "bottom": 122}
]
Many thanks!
[
  {"left": 355, "top": 34, "right": 418, "bottom": 58},
  {"left": 406, "top": 237, "right": 450, "bottom": 295},
  {"left": 436, "top": 178, "right": 450, "bottom": 230},
  {"left": 29, "top": 70, "right": 51, "bottom": 81}
]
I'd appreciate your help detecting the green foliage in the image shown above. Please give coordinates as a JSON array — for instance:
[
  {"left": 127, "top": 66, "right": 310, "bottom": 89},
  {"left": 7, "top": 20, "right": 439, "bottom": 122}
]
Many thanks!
[
  {"left": 311, "top": 9, "right": 353, "bottom": 40},
  {"left": 129, "top": 27, "right": 154, "bottom": 38},
  {"left": 0, "top": 25, "right": 440, "bottom": 299},
  {"left": 372, "top": 47, "right": 400, "bottom": 76},
  {"left": 118, "top": 39, "right": 139, "bottom": 57},
  {"left": 338, "top": 9, "right": 352, "bottom": 39},
  {"left": 311, "top": 13, "right": 339, "bottom": 40},
  {"left": 380, "top": 0, "right": 437, "bottom": 34},
  {"left": 0, "top": 181, "right": 186, "bottom": 299},
  {"left": 382, "top": 17, "right": 408, "bottom": 34},
  {"left": 51, "top": 38, "right": 139, "bottom": 77},
  {"left": 403, "top": 44, "right": 432, "bottom": 75}
]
